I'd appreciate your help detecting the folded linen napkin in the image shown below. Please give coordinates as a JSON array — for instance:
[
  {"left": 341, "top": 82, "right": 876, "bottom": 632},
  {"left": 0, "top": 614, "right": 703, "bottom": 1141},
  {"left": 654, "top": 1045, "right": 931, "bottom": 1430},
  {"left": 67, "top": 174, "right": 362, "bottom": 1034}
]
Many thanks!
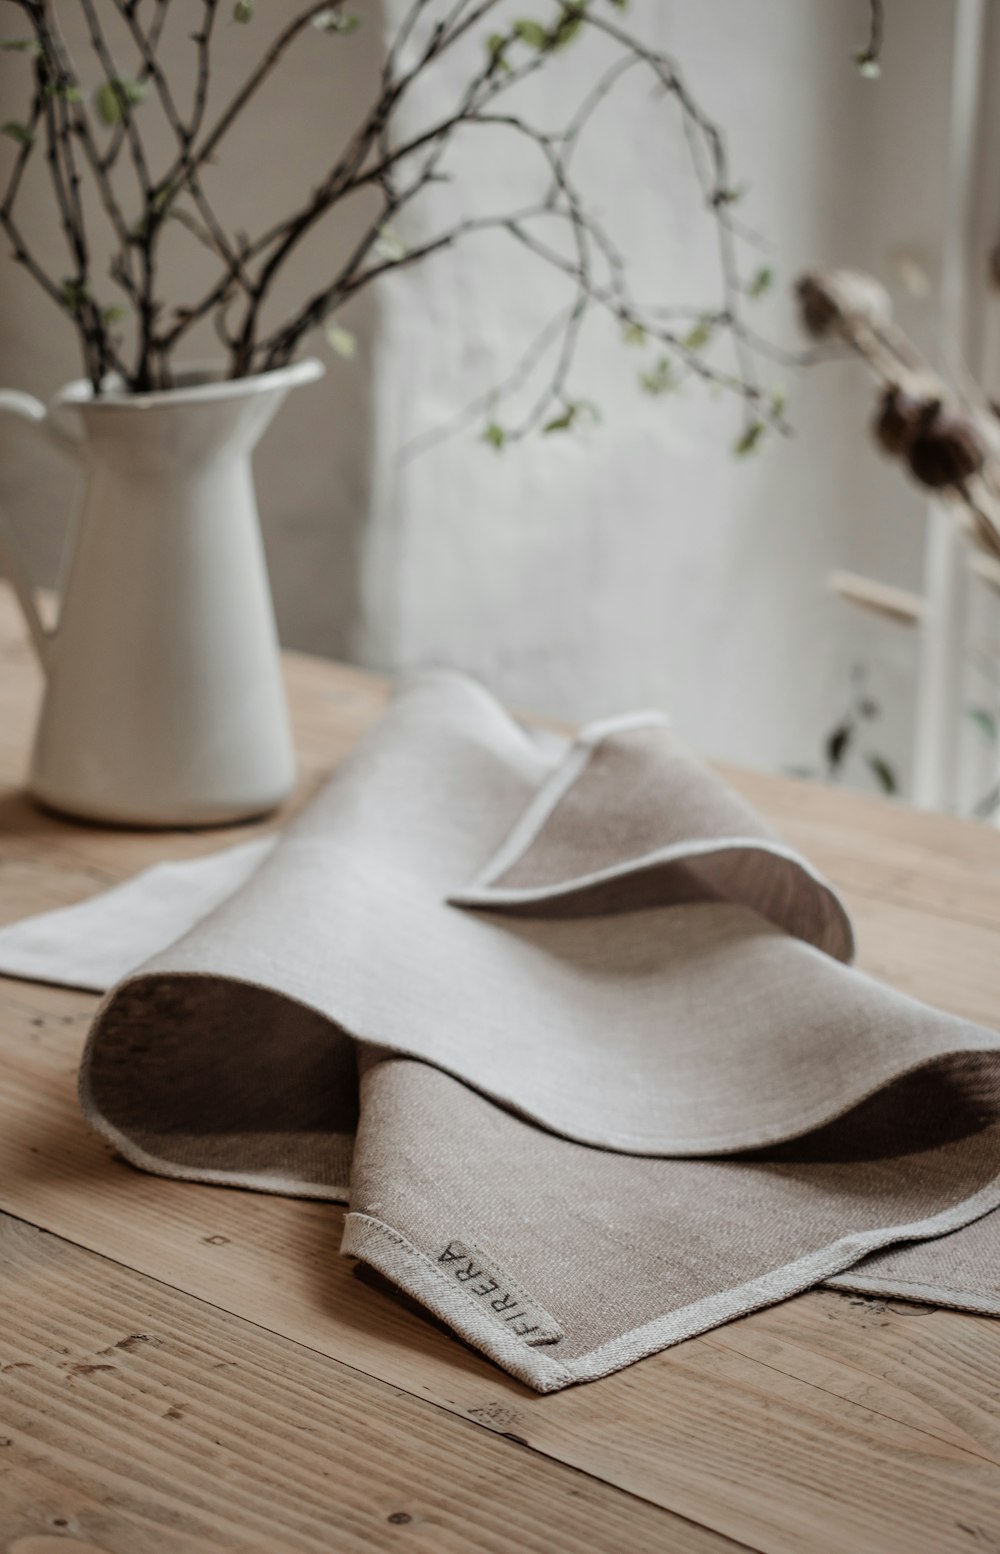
[{"left": 2, "top": 672, "right": 999, "bottom": 1391}]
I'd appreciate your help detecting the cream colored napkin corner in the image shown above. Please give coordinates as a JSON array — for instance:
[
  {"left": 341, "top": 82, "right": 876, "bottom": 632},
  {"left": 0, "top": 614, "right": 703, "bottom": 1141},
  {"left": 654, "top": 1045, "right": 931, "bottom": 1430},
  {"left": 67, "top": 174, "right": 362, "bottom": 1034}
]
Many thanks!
[{"left": 2, "top": 672, "right": 999, "bottom": 1391}]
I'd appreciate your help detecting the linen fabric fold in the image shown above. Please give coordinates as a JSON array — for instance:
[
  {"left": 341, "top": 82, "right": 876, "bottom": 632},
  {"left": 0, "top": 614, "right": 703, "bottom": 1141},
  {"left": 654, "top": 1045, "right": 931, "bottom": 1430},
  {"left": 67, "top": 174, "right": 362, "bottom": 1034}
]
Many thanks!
[{"left": 2, "top": 672, "right": 1000, "bottom": 1392}]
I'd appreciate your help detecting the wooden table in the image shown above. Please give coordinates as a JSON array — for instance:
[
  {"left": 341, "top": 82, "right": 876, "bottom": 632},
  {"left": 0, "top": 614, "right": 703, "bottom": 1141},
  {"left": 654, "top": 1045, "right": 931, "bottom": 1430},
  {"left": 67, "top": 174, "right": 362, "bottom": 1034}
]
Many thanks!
[{"left": 3, "top": 582, "right": 1000, "bottom": 1554}]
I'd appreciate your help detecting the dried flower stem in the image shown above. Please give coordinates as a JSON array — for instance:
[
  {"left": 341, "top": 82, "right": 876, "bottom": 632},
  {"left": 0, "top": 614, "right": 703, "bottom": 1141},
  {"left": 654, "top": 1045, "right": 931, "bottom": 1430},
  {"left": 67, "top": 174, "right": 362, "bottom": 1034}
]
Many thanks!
[{"left": 796, "top": 266, "right": 1000, "bottom": 562}]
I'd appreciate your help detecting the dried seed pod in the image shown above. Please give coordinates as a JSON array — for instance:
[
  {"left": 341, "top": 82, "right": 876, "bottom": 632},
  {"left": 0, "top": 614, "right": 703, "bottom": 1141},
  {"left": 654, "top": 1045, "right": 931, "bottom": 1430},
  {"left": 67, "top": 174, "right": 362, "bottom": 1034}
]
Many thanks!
[
  {"left": 826, "top": 269, "right": 893, "bottom": 327},
  {"left": 796, "top": 273, "right": 839, "bottom": 338},
  {"left": 906, "top": 410, "right": 986, "bottom": 490},
  {"left": 872, "top": 385, "right": 926, "bottom": 455},
  {"left": 796, "top": 268, "right": 892, "bottom": 339},
  {"left": 990, "top": 245, "right": 1000, "bottom": 291}
]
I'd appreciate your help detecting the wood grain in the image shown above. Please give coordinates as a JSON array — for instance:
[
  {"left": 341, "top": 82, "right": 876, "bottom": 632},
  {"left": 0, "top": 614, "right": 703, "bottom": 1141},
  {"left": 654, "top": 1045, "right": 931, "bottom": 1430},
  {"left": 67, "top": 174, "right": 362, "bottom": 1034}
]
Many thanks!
[
  {"left": 5, "top": 584, "right": 1000, "bottom": 1554},
  {"left": 0, "top": 1212, "right": 737, "bottom": 1554}
]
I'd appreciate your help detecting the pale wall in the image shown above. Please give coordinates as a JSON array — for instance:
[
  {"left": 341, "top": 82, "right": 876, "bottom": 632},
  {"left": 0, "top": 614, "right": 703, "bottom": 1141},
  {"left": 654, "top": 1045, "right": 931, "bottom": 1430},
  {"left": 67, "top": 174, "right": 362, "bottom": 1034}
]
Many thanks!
[{"left": 364, "top": 0, "right": 957, "bottom": 781}]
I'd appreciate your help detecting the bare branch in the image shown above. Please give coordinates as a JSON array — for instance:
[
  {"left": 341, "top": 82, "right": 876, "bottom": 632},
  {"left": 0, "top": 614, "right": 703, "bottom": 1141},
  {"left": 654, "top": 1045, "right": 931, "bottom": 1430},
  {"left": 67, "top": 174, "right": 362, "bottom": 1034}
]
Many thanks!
[
  {"left": 3, "top": 0, "right": 787, "bottom": 431},
  {"left": 188, "top": 0, "right": 221, "bottom": 144},
  {"left": 856, "top": 0, "right": 885, "bottom": 74},
  {"left": 182, "top": 4, "right": 335, "bottom": 179}
]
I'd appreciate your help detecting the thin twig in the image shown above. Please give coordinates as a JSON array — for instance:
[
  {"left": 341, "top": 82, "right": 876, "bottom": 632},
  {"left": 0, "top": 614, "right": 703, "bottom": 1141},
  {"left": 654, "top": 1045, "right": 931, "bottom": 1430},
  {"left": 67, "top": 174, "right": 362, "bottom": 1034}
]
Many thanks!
[{"left": 2, "top": 0, "right": 784, "bottom": 424}]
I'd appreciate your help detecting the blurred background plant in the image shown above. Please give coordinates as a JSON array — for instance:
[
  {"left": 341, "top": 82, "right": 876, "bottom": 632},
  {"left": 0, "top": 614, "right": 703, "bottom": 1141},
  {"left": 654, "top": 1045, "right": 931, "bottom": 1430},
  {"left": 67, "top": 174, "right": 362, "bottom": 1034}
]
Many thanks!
[
  {"left": 1, "top": 0, "right": 806, "bottom": 457},
  {"left": 11, "top": 0, "right": 984, "bottom": 798},
  {"left": 792, "top": 663, "right": 899, "bottom": 795},
  {"left": 795, "top": 251, "right": 1000, "bottom": 818}
]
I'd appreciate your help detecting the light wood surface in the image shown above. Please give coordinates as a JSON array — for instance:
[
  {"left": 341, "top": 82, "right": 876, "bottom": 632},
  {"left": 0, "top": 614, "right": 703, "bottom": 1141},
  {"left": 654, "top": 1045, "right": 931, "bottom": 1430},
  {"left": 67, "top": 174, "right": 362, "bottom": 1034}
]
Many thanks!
[{"left": 3, "top": 582, "right": 1000, "bottom": 1554}]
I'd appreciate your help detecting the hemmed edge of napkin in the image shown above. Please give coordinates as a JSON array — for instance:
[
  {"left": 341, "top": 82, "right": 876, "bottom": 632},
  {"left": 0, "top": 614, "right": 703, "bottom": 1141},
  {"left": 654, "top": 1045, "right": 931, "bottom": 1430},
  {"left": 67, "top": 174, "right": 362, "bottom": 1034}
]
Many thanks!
[
  {"left": 340, "top": 1210, "right": 574, "bottom": 1391},
  {"left": 0, "top": 836, "right": 277, "bottom": 996},
  {"left": 452, "top": 835, "right": 852, "bottom": 941},
  {"left": 78, "top": 1013, "right": 353, "bottom": 1202},
  {"left": 449, "top": 713, "right": 855, "bottom": 965},
  {"left": 341, "top": 1173, "right": 1000, "bottom": 1392},
  {"left": 80, "top": 962, "right": 1000, "bottom": 1162},
  {"left": 456, "top": 710, "right": 670, "bottom": 887},
  {"left": 823, "top": 1271, "right": 1000, "bottom": 1314},
  {"left": 81, "top": 1100, "right": 353, "bottom": 1203}
]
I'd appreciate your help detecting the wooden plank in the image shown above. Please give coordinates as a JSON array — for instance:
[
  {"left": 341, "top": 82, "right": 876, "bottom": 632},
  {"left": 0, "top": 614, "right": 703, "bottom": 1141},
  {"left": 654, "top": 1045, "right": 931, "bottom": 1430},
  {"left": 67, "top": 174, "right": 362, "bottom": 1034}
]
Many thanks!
[
  {"left": 709, "top": 1289, "right": 1000, "bottom": 1463},
  {"left": 757, "top": 817, "right": 1000, "bottom": 934},
  {"left": 0, "top": 974, "right": 999, "bottom": 1554},
  {"left": 0, "top": 1212, "right": 735, "bottom": 1554},
  {"left": 5, "top": 584, "right": 1000, "bottom": 1551},
  {"left": 843, "top": 893, "right": 1000, "bottom": 1027},
  {"left": 719, "top": 758, "right": 1000, "bottom": 877}
]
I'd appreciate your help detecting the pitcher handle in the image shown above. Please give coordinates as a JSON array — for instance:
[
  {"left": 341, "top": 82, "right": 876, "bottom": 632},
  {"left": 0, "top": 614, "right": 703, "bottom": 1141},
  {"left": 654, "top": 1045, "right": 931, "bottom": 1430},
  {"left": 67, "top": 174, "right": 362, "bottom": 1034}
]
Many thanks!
[{"left": 0, "top": 390, "right": 84, "bottom": 676}]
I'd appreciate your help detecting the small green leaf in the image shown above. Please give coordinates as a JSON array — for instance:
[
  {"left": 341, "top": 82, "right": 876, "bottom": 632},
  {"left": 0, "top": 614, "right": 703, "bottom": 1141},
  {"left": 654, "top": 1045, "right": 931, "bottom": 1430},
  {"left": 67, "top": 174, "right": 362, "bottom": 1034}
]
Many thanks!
[
  {"left": 374, "top": 226, "right": 407, "bottom": 262},
  {"left": 867, "top": 753, "right": 898, "bottom": 794},
  {"left": 639, "top": 357, "right": 675, "bottom": 396},
  {"left": 325, "top": 323, "right": 357, "bottom": 359},
  {"left": 543, "top": 405, "right": 577, "bottom": 434},
  {"left": 60, "top": 277, "right": 92, "bottom": 313},
  {"left": 0, "top": 38, "right": 41, "bottom": 55},
  {"left": 605, "top": 0, "right": 629, "bottom": 9},
  {"left": 542, "top": 398, "right": 599, "bottom": 434},
  {"left": 513, "top": 18, "right": 550, "bottom": 48},
  {"left": 769, "top": 385, "right": 788, "bottom": 419},
  {"left": 713, "top": 184, "right": 746, "bottom": 206},
  {"left": 553, "top": 18, "right": 583, "bottom": 46},
  {"left": 621, "top": 320, "right": 646, "bottom": 347},
  {"left": 968, "top": 706, "right": 998, "bottom": 743},
  {"left": 747, "top": 265, "right": 773, "bottom": 299},
  {"left": 483, "top": 422, "right": 506, "bottom": 450},
  {"left": 853, "top": 50, "right": 881, "bottom": 78},
  {"left": 93, "top": 76, "right": 148, "bottom": 127},
  {"left": 48, "top": 81, "right": 83, "bottom": 103},
  {"left": 233, "top": 0, "right": 254, "bottom": 20},
  {"left": 552, "top": 4, "right": 586, "bottom": 47},
  {"left": 312, "top": 7, "right": 361, "bottom": 32},
  {"left": 102, "top": 303, "right": 128, "bottom": 324},
  {"left": 733, "top": 419, "right": 765, "bottom": 457},
  {"left": 1, "top": 121, "right": 33, "bottom": 146},
  {"left": 486, "top": 33, "right": 511, "bottom": 70},
  {"left": 681, "top": 316, "right": 714, "bottom": 352},
  {"left": 825, "top": 722, "right": 852, "bottom": 772}
]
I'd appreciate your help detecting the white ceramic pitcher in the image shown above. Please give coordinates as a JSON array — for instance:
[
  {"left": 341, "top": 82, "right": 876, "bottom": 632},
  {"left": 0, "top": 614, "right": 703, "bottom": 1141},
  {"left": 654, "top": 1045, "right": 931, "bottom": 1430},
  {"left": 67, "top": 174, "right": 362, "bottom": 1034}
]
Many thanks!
[{"left": 0, "top": 358, "right": 324, "bottom": 827}]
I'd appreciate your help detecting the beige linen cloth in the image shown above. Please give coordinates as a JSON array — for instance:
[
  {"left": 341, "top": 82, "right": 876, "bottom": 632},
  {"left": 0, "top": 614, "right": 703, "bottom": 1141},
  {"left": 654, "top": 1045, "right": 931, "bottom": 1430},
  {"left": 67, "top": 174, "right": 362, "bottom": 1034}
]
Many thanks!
[{"left": 2, "top": 672, "right": 1000, "bottom": 1391}]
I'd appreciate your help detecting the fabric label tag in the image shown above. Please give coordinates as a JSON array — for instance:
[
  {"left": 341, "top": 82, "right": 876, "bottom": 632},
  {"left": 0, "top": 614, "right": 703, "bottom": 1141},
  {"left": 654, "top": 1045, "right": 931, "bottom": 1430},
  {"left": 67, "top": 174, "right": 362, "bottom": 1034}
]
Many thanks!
[{"left": 436, "top": 1239, "right": 564, "bottom": 1346}]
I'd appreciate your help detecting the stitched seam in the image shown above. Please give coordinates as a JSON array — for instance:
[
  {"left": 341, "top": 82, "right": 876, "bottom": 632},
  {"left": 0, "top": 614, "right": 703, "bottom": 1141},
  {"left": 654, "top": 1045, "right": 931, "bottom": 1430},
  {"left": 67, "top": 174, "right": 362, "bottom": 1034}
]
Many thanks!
[
  {"left": 832, "top": 1273, "right": 997, "bottom": 1298},
  {"left": 344, "top": 1213, "right": 575, "bottom": 1383}
]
